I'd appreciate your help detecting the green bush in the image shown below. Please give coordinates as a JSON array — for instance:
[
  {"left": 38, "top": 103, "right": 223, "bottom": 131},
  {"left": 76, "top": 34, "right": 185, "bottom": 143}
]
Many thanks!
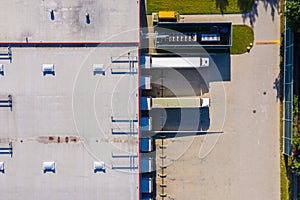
[
  {"left": 285, "top": 1, "right": 300, "bottom": 33},
  {"left": 292, "top": 95, "right": 300, "bottom": 175}
]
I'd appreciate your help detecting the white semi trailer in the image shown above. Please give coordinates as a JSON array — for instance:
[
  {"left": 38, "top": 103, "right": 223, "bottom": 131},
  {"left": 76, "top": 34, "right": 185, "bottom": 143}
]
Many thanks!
[{"left": 150, "top": 56, "right": 209, "bottom": 68}]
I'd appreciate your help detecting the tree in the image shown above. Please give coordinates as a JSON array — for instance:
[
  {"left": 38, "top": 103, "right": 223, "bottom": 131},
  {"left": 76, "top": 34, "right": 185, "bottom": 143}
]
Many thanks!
[
  {"left": 292, "top": 134, "right": 300, "bottom": 175},
  {"left": 285, "top": 1, "right": 300, "bottom": 33},
  {"left": 292, "top": 95, "right": 300, "bottom": 174},
  {"left": 292, "top": 155, "right": 300, "bottom": 175}
]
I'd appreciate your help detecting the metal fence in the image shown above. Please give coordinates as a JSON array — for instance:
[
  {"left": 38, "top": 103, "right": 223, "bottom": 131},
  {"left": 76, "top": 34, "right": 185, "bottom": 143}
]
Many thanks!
[{"left": 283, "top": 15, "right": 294, "bottom": 156}]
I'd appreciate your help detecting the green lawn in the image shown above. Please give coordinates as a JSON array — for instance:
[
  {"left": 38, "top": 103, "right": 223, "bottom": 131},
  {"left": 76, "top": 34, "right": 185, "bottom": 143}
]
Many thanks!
[
  {"left": 147, "top": 0, "right": 254, "bottom": 14},
  {"left": 230, "top": 25, "right": 254, "bottom": 54},
  {"left": 281, "top": 146, "right": 291, "bottom": 200}
]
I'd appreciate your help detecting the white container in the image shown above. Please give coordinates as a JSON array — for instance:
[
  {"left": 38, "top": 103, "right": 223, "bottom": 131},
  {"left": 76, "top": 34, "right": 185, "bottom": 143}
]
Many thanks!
[
  {"left": 42, "top": 64, "right": 55, "bottom": 75},
  {"left": 43, "top": 161, "right": 55, "bottom": 173},
  {"left": 93, "top": 64, "right": 104, "bottom": 75}
]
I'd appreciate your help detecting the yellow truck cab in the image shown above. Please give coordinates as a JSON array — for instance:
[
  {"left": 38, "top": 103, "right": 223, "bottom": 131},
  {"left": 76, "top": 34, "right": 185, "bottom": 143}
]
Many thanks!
[{"left": 152, "top": 11, "right": 179, "bottom": 24}]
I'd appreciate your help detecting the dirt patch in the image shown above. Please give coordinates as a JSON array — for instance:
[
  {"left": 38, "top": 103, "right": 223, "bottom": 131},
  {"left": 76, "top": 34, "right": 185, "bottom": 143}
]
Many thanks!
[
  {"left": 100, "top": 138, "right": 138, "bottom": 144},
  {"left": 0, "top": 138, "right": 10, "bottom": 143},
  {"left": 37, "top": 136, "right": 80, "bottom": 144}
]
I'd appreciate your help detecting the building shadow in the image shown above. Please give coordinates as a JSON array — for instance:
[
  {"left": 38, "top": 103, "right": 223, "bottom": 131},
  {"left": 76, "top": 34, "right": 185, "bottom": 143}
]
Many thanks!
[
  {"left": 152, "top": 130, "right": 223, "bottom": 139},
  {"left": 206, "top": 53, "right": 231, "bottom": 82},
  {"left": 140, "top": 0, "right": 149, "bottom": 54},
  {"left": 142, "top": 53, "right": 230, "bottom": 98},
  {"left": 140, "top": 148, "right": 157, "bottom": 199},
  {"left": 146, "top": 77, "right": 209, "bottom": 97},
  {"left": 150, "top": 108, "right": 210, "bottom": 132}
]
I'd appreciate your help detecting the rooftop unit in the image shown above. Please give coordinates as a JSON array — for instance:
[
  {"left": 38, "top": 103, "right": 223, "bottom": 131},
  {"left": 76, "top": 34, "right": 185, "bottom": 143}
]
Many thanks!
[
  {"left": 0, "top": 64, "right": 4, "bottom": 75},
  {"left": 93, "top": 64, "right": 105, "bottom": 75},
  {"left": 42, "top": 64, "right": 55, "bottom": 76},
  {"left": 94, "top": 161, "right": 106, "bottom": 173},
  {"left": 154, "top": 22, "right": 232, "bottom": 49},
  {"left": 0, "top": 162, "right": 4, "bottom": 173},
  {"left": 43, "top": 161, "right": 56, "bottom": 173}
]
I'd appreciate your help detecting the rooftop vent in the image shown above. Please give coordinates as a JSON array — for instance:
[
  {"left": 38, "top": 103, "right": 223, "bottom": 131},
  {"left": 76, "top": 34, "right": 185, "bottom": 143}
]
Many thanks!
[
  {"left": 93, "top": 64, "right": 105, "bottom": 75},
  {"left": 43, "top": 161, "right": 55, "bottom": 173},
  {"left": 0, "top": 162, "right": 4, "bottom": 173},
  {"left": 0, "top": 64, "right": 4, "bottom": 76},
  {"left": 94, "top": 161, "right": 105, "bottom": 173},
  {"left": 42, "top": 64, "right": 55, "bottom": 76}
]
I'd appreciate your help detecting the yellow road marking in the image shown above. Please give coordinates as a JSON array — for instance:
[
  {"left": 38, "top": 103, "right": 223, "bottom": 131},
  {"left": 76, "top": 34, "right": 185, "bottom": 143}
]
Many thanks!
[{"left": 255, "top": 40, "right": 280, "bottom": 45}]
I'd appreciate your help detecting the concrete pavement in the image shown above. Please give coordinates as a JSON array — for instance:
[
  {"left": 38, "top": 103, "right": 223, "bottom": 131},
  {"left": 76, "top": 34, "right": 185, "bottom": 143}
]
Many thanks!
[{"left": 159, "top": 0, "right": 281, "bottom": 199}]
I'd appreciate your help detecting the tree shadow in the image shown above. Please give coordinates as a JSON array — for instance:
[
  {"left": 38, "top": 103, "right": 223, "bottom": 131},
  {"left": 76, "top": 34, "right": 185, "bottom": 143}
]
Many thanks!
[
  {"left": 273, "top": 76, "right": 281, "bottom": 101},
  {"left": 214, "top": 0, "right": 229, "bottom": 14},
  {"left": 241, "top": 0, "right": 280, "bottom": 27},
  {"left": 261, "top": 0, "right": 280, "bottom": 21},
  {"left": 238, "top": 0, "right": 254, "bottom": 12},
  {"left": 242, "top": 0, "right": 259, "bottom": 28}
]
